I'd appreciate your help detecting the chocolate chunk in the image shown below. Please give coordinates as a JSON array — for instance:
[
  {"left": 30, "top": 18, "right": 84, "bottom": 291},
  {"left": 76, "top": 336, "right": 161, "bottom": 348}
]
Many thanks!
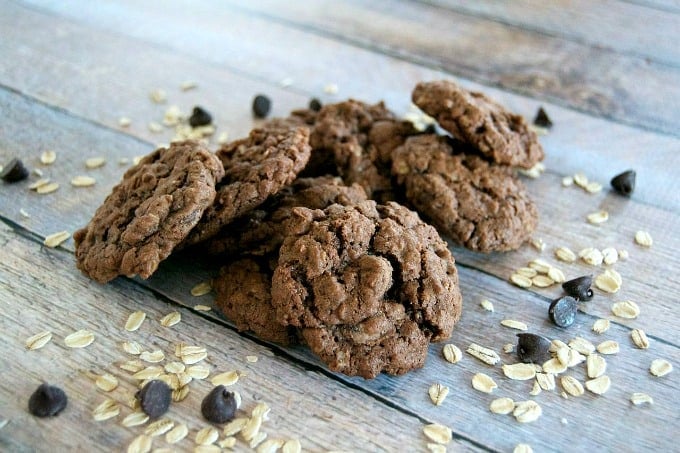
[
  {"left": 136, "top": 380, "right": 171, "bottom": 418},
  {"left": 610, "top": 170, "right": 636, "bottom": 197},
  {"left": 309, "top": 98, "right": 322, "bottom": 112},
  {"left": 516, "top": 333, "right": 551, "bottom": 364},
  {"left": 252, "top": 95, "right": 272, "bottom": 118},
  {"left": 1, "top": 158, "right": 29, "bottom": 183},
  {"left": 549, "top": 296, "right": 578, "bottom": 328},
  {"left": 28, "top": 383, "right": 67, "bottom": 417},
  {"left": 562, "top": 275, "right": 593, "bottom": 301},
  {"left": 533, "top": 107, "right": 553, "bottom": 129},
  {"left": 201, "top": 385, "right": 237, "bottom": 424},
  {"left": 189, "top": 106, "right": 213, "bottom": 127}
]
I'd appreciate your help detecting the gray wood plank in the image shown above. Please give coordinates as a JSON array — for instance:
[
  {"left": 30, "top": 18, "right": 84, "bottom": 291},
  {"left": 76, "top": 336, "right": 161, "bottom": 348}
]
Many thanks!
[
  {"left": 418, "top": 0, "right": 680, "bottom": 66},
  {"left": 0, "top": 220, "right": 452, "bottom": 452},
  {"left": 2, "top": 0, "right": 680, "bottom": 211},
  {"left": 33, "top": 0, "right": 677, "bottom": 135}
]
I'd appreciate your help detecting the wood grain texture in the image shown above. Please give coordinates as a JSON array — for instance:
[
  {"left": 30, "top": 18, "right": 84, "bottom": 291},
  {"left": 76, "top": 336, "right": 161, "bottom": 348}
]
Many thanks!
[
  {"left": 419, "top": 0, "right": 680, "bottom": 65},
  {"left": 3, "top": 0, "right": 680, "bottom": 210},
  {"left": 0, "top": 220, "right": 449, "bottom": 452}
]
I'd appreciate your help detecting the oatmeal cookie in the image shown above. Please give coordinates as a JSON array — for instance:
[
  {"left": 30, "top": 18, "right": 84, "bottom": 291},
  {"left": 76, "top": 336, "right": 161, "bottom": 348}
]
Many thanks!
[
  {"left": 392, "top": 134, "right": 538, "bottom": 252},
  {"left": 412, "top": 80, "right": 544, "bottom": 169},
  {"left": 271, "top": 200, "right": 462, "bottom": 378},
  {"left": 203, "top": 176, "right": 367, "bottom": 257},
  {"left": 213, "top": 258, "right": 297, "bottom": 345},
  {"left": 73, "top": 141, "right": 224, "bottom": 283},
  {"left": 184, "top": 125, "right": 311, "bottom": 245}
]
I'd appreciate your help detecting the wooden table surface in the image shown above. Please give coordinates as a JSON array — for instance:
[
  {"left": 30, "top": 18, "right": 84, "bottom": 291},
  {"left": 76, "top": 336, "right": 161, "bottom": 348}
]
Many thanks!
[{"left": 1, "top": 1, "right": 679, "bottom": 452}]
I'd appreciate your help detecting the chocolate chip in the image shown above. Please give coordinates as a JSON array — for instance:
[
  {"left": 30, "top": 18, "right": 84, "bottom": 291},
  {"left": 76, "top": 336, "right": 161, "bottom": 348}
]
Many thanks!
[
  {"left": 561, "top": 275, "right": 593, "bottom": 301},
  {"left": 1, "top": 158, "right": 29, "bottom": 183},
  {"left": 516, "top": 333, "right": 551, "bottom": 364},
  {"left": 309, "top": 98, "right": 322, "bottom": 112},
  {"left": 549, "top": 296, "right": 578, "bottom": 328},
  {"left": 201, "top": 385, "right": 237, "bottom": 424},
  {"left": 136, "top": 380, "right": 171, "bottom": 418},
  {"left": 533, "top": 107, "right": 552, "bottom": 129},
  {"left": 28, "top": 383, "right": 67, "bottom": 417},
  {"left": 610, "top": 170, "right": 636, "bottom": 197},
  {"left": 189, "top": 106, "right": 213, "bottom": 127},
  {"left": 252, "top": 95, "right": 272, "bottom": 119}
]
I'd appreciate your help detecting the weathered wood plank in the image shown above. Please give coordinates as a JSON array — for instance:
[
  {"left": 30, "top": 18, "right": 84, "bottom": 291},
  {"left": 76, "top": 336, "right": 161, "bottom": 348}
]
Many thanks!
[
  {"left": 0, "top": 220, "right": 453, "bottom": 452},
  {"left": 419, "top": 0, "right": 680, "bottom": 65},
  {"left": 55, "top": 0, "right": 680, "bottom": 135},
  {"left": 2, "top": 0, "right": 680, "bottom": 210},
  {"left": 625, "top": 0, "right": 680, "bottom": 13}
]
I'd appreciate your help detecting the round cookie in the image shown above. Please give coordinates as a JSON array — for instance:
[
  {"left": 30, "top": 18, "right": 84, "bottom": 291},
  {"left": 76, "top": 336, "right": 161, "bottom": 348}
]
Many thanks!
[
  {"left": 73, "top": 140, "right": 225, "bottom": 283},
  {"left": 184, "top": 125, "right": 311, "bottom": 245},
  {"left": 310, "top": 100, "right": 412, "bottom": 200},
  {"left": 271, "top": 200, "right": 462, "bottom": 378},
  {"left": 412, "top": 80, "right": 544, "bottom": 169},
  {"left": 392, "top": 134, "right": 538, "bottom": 252},
  {"left": 202, "top": 176, "right": 368, "bottom": 257},
  {"left": 213, "top": 258, "right": 296, "bottom": 345}
]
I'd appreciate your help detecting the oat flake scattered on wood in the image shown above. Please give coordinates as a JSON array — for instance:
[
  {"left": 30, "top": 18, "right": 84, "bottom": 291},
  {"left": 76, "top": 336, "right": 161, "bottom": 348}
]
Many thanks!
[
  {"left": 516, "top": 267, "right": 538, "bottom": 278},
  {"left": 634, "top": 230, "right": 653, "bottom": 247},
  {"left": 125, "top": 311, "right": 146, "bottom": 331},
  {"left": 595, "top": 269, "right": 622, "bottom": 293},
  {"left": 631, "top": 329, "right": 650, "bottom": 349},
  {"left": 64, "top": 329, "right": 95, "bottom": 348},
  {"left": 25, "top": 331, "right": 52, "bottom": 350},
  {"left": 510, "top": 273, "right": 532, "bottom": 288},
  {"left": 132, "top": 366, "right": 163, "bottom": 380},
  {"left": 592, "top": 319, "right": 610, "bottom": 334},
  {"left": 127, "top": 434, "right": 152, "bottom": 453},
  {"left": 649, "top": 359, "right": 673, "bottom": 377},
  {"left": 466, "top": 343, "right": 501, "bottom": 365},
  {"left": 630, "top": 393, "right": 654, "bottom": 406},
  {"left": 140, "top": 349, "right": 165, "bottom": 363},
  {"left": 40, "top": 150, "right": 57, "bottom": 165},
  {"left": 580, "top": 247, "right": 604, "bottom": 266},
  {"left": 196, "top": 445, "right": 222, "bottom": 453},
  {"left": 186, "top": 365, "right": 211, "bottom": 380},
  {"left": 172, "top": 386, "right": 189, "bottom": 402},
  {"left": 503, "top": 343, "right": 514, "bottom": 354},
  {"left": 120, "top": 359, "right": 144, "bottom": 373},
  {"left": 85, "top": 157, "right": 106, "bottom": 169},
  {"left": 531, "top": 275, "right": 554, "bottom": 288},
  {"left": 92, "top": 398, "right": 120, "bottom": 421},
  {"left": 282, "top": 439, "right": 302, "bottom": 453},
  {"left": 428, "top": 383, "right": 449, "bottom": 406},
  {"left": 164, "top": 423, "right": 188, "bottom": 444},
  {"left": 611, "top": 300, "right": 640, "bottom": 319},
  {"left": 601, "top": 247, "right": 618, "bottom": 265},
  {"left": 145, "top": 418, "right": 174, "bottom": 437},
  {"left": 513, "top": 401, "right": 542, "bottom": 423},
  {"left": 568, "top": 337, "right": 595, "bottom": 356},
  {"left": 36, "top": 182, "right": 60, "bottom": 194},
  {"left": 502, "top": 363, "right": 537, "bottom": 381},
  {"left": 121, "top": 412, "right": 149, "bottom": 428},
  {"left": 547, "top": 267, "right": 566, "bottom": 283},
  {"left": 585, "top": 375, "right": 611, "bottom": 395},
  {"left": 561, "top": 376, "right": 585, "bottom": 397},
  {"left": 427, "top": 443, "right": 446, "bottom": 453},
  {"left": 597, "top": 340, "right": 620, "bottom": 355},
  {"left": 211, "top": 371, "right": 239, "bottom": 387},
  {"left": 70, "top": 175, "right": 96, "bottom": 187},
  {"left": 193, "top": 304, "right": 212, "bottom": 312},
  {"left": 160, "top": 311, "right": 181, "bottom": 327},
  {"left": 562, "top": 176, "right": 574, "bottom": 186},
  {"left": 191, "top": 281, "right": 213, "bottom": 297},
  {"left": 480, "top": 299, "right": 495, "bottom": 312},
  {"left": 241, "top": 416, "right": 263, "bottom": 442},
  {"left": 542, "top": 358, "right": 567, "bottom": 375},
  {"left": 529, "top": 258, "right": 552, "bottom": 274},
  {"left": 422, "top": 423, "right": 452, "bottom": 445},
  {"left": 246, "top": 355, "right": 259, "bottom": 363},
  {"left": 536, "top": 373, "right": 556, "bottom": 391},
  {"left": 489, "top": 397, "right": 515, "bottom": 415},
  {"left": 514, "top": 444, "right": 533, "bottom": 453},
  {"left": 586, "top": 354, "right": 607, "bottom": 379},
  {"left": 472, "top": 373, "right": 498, "bottom": 393},
  {"left": 195, "top": 426, "right": 219, "bottom": 446},
  {"left": 501, "top": 320, "right": 528, "bottom": 331},
  {"left": 181, "top": 350, "right": 208, "bottom": 365},
  {"left": 122, "top": 341, "right": 143, "bottom": 355},
  {"left": 28, "top": 178, "right": 50, "bottom": 190},
  {"left": 44, "top": 231, "right": 70, "bottom": 248},
  {"left": 554, "top": 246, "right": 576, "bottom": 262},
  {"left": 223, "top": 417, "right": 248, "bottom": 436},
  {"left": 95, "top": 373, "right": 119, "bottom": 392}
]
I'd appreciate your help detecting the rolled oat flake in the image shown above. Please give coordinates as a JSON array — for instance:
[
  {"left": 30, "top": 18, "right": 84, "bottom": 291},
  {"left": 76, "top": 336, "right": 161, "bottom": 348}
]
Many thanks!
[
  {"left": 516, "top": 333, "right": 551, "bottom": 364},
  {"left": 562, "top": 275, "right": 593, "bottom": 301},
  {"left": 201, "top": 385, "right": 237, "bottom": 424},
  {"left": 549, "top": 296, "right": 578, "bottom": 328},
  {"left": 136, "top": 380, "right": 171, "bottom": 419},
  {"left": 610, "top": 170, "right": 636, "bottom": 196},
  {"left": 28, "top": 383, "right": 67, "bottom": 417}
]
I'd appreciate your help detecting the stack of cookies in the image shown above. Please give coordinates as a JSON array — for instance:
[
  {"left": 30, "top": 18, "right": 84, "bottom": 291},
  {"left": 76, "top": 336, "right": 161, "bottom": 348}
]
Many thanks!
[{"left": 74, "top": 80, "right": 543, "bottom": 378}]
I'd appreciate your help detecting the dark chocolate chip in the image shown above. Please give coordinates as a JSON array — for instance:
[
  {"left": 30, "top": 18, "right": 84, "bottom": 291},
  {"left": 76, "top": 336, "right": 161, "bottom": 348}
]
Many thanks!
[
  {"left": 136, "top": 380, "right": 171, "bottom": 418},
  {"left": 561, "top": 275, "right": 593, "bottom": 301},
  {"left": 516, "top": 333, "right": 551, "bottom": 364},
  {"left": 533, "top": 107, "right": 553, "bottom": 129},
  {"left": 549, "top": 296, "right": 578, "bottom": 328},
  {"left": 252, "top": 95, "right": 272, "bottom": 119},
  {"left": 1, "top": 158, "right": 30, "bottom": 183},
  {"left": 201, "top": 385, "right": 237, "bottom": 424},
  {"left": 28, "top": 383, "right": 67, "bottom": 417},
  {"left": 189, "top": 106, "right": 213, "bottom": 127},
  {"left": 610, "top": 170, "right": 636, "bottom": 197},
  {"left": 309, "top": 98, "right": 322, "bottom": 112}
]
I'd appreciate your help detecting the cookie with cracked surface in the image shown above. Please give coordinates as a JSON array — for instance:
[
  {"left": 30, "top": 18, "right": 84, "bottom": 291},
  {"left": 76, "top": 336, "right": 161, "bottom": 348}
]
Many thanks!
[
  {"left": 213, "top": 258, "right": 297, "bottom": 345},
  {"left": 271, "top": 200, "right": 462, "bottom": 378},
  {"left": 412, "top": 80, "right": 544, "bottom": 169},
  {"left": 184, "top": 125, "right": 311, "bottom": 245},
  {"left": 202, "top": 176, "right": 368, "bottom": 257},
  {"left": 73, "top": 141, "right": 224, "bottom": 283},
  {"left": 392, "top": 134, "right": 538, "bottom": 252},
  {"left": 310, "top": 100, "right": 414, "bottom": 200}
]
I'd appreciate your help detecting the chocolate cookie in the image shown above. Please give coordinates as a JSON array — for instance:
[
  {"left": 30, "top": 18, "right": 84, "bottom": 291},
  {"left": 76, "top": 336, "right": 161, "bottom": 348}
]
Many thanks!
[
  {"left": 392, "top": 134, "right": 538, "bottom": 252},
  {"left": 271, "top": 200, "right": 462, "bottom": 378},
  {"left": 74, "top": 141, "right": 224, "bottom": 283},
  {"left": 310, "top": 100, "right": 413, "bottom": 200},
  {"left": 213, "top": 258, "right": 296, "bottom": 345},
  {"left": 412, "top": 80, "right": 544, "bottom": 169},
  {"left": 202, "top": 176, "right": 368, "bottom": 257},
  {"left": 184, "top": 125, "right": 311, "bottom": 245}
]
